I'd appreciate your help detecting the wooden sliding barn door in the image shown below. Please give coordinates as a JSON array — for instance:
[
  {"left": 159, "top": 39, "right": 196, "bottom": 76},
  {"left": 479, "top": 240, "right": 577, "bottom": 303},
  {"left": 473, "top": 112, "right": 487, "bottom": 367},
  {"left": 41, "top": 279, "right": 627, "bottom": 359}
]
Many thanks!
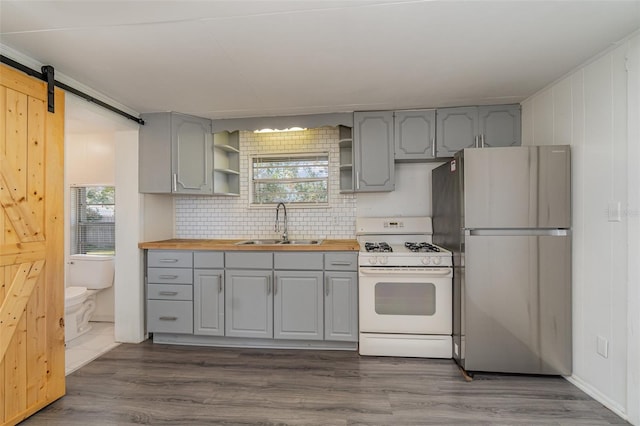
[{"left": 0, "top": 64, "right": 65, "bottom": 425}]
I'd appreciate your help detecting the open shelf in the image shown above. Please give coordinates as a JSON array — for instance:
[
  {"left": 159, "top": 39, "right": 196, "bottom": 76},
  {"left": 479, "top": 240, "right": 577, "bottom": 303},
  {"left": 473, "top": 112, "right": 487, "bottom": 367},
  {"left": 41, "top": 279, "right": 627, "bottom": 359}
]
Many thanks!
[
  {"left": 338, "top": 125, "right": 353, "bottom": 192},
  {"left": 213, "top": 131, "right": 240, "bottom": 195}
]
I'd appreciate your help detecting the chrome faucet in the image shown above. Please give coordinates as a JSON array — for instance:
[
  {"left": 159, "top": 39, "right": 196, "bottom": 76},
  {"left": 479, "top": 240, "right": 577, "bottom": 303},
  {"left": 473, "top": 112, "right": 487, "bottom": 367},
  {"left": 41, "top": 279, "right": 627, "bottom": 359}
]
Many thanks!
[{"left": 275, "top": 202, "right": 288, "bottom": 242}]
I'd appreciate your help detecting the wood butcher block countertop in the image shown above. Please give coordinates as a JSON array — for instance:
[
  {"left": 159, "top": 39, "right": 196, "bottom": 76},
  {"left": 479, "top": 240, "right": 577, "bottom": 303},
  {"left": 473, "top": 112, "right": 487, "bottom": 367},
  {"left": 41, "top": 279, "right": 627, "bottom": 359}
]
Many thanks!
[{"left": 138, "top": 239, "right": 360, "bottom": 251}]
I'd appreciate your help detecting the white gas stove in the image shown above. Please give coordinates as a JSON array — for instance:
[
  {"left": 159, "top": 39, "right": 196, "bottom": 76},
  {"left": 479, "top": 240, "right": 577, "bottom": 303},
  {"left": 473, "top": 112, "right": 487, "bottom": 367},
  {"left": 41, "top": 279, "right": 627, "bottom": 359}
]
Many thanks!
[
  {"left": 356, "top": 217, "right": 453, "bottom": 358},
  {"left": 356, "top": 216, "right": 452, "bottom": 267}
]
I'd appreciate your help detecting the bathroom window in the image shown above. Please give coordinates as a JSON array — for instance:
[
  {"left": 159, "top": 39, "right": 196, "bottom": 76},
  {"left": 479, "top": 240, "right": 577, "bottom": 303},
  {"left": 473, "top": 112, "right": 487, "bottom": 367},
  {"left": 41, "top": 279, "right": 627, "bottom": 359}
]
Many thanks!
[
  {"left": 251, "top": 153, "right": 329, "bottom": 205},
  {"left": 70, "top": 186, "right": 115, "bottom": 255}
]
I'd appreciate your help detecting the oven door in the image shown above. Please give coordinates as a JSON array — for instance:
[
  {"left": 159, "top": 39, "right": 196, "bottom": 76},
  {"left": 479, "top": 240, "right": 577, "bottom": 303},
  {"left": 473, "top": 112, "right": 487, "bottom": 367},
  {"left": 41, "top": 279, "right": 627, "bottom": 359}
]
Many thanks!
[{"left": 359, "top": 267, "right": 452, "bottom": 334}]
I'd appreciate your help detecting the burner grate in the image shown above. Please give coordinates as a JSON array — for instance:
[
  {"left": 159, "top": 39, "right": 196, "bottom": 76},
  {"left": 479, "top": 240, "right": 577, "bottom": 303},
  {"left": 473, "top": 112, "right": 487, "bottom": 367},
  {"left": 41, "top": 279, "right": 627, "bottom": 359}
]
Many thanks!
[
  {"left": 364, "top": 242, "right": 393, "bottom": 253},
  {"left": 404, "top": 242, "right": 442, "bottom": 253}
]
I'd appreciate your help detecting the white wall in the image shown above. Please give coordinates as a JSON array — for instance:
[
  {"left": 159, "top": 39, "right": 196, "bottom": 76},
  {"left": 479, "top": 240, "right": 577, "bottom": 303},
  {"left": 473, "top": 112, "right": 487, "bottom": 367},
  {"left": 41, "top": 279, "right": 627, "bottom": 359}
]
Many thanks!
[
  {"left": 356, "top": 162, "right": 442, "bottom": 218},
  {"left": 521, "top": 32, "right": 640, "bottom": 425}
]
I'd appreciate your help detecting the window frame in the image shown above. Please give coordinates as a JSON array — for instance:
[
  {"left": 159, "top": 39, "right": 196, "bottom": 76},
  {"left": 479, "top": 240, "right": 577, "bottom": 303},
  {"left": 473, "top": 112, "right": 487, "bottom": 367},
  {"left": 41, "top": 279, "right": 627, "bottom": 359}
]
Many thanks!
[
  {"left": 70, "top": 185, "right": 116, "bottom": 255},
  {"left": 249, "top": 152, "right": 330, "bottom": 208}
]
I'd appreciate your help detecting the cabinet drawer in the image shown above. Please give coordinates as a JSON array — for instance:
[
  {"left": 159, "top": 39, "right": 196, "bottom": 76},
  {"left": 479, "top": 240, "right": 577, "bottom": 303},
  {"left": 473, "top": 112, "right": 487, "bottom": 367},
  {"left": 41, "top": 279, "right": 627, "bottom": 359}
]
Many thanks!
[
  {"left": 324, "top": 252, "right": 358, "bottom": 271},
  {"left": 274, "top": 252, "right": 323, "bottom": 270},
  {"left": 148, "top": 284, "right": 193, "bottom": 301},
  {"left": 148, "top": 250, "right": 193, "bottom": 268},
  {"left": 147, "top": 300, "right": 193, "bottom": 334},
  {"left": 226, "top": 252, "right": 273, "bottom": 269},
  {"left": 194, "top": 251, "right": 224, "bottom": 269},
  {"left": 148, "top": 267, "right": 193, "bottom": 284}
]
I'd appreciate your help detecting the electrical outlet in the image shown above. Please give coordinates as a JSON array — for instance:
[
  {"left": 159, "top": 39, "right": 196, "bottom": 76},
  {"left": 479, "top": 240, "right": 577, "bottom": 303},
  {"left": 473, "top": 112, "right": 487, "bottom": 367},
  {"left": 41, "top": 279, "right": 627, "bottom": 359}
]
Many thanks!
[{"left": 597, "top": 336, "right": 609, "bottom": 358}]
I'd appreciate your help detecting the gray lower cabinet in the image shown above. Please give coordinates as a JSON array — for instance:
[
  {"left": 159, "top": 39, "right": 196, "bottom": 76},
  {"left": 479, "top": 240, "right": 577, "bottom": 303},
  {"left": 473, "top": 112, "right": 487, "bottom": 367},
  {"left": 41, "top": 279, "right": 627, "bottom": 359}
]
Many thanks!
[
  {"left": 274, "top": 270, "right": 324, "bottom": 340},
  {"left": 146, "top": 250, "right": 194, "bottom": 334},
  {"left": 353, "top": 111, "right": 395, "bottom": 192},
  {"left": 194, "top": 269, "right": 225, "bottom": 336},
  {"left": 436, "top": 104, "right": 521, "bottom": 157},
  {"left": 324, "top": 252, "right": 358, "bottom": 342},
  {"left": 225, "top": 269, "right": 273, "bottom": 339},
  {"left": 324, "top": 271, "right": 358, "bottom": 342}
]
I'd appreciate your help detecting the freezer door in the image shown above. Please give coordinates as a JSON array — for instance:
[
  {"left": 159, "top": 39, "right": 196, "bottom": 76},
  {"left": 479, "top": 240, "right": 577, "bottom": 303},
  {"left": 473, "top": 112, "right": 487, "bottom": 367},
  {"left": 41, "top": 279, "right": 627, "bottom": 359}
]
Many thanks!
[
  {"left": 461, "top": 233, "right": 571, "bottom": 374},
  {"left": 463, "top": 146, "right": 570, "bottom": 229}
]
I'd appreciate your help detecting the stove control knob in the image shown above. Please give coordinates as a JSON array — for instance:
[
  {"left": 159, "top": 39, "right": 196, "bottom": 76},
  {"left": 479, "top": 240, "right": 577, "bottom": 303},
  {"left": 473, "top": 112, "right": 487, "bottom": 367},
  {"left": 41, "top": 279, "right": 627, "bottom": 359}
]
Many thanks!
[
  {"left": 432, "top": 257, "right": 441, "bottom": 266},
  {"left": 368, "top": 257, "right": 378, "bottom": 265},
  {"left": 421, "top": 257, "right": 431, "bottom": 265},
  {"left": 379, "top": 257, "right": 388, "bottom": 265}
]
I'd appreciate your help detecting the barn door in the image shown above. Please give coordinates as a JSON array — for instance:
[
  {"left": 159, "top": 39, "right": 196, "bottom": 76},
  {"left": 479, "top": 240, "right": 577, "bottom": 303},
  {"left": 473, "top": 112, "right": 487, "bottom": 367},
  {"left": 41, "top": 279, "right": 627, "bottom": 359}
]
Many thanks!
[{"left": 0, "top": 64, "right": 65, "bottom": 425}]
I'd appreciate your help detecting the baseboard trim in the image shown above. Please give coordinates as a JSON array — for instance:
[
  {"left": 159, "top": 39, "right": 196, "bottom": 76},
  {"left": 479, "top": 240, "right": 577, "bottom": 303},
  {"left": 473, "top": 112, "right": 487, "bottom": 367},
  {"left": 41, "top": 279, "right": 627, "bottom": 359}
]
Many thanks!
[{"left": 566, "top": 374, "right": 628, "bottom": 421}]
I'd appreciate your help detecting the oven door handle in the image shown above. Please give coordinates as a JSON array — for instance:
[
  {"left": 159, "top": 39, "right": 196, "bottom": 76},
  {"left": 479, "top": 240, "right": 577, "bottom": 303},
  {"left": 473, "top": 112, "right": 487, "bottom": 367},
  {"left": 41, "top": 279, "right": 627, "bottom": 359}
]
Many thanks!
[{"left": 359, "top": 267, "right": 452, "bottom": 275}]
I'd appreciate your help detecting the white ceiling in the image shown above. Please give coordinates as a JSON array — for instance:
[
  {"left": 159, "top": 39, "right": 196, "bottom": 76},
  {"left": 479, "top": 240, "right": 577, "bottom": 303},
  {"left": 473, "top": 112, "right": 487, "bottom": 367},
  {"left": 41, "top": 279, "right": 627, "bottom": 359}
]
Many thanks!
[{"left": 1, "top": 0, "right": 639, "bottom": 124}]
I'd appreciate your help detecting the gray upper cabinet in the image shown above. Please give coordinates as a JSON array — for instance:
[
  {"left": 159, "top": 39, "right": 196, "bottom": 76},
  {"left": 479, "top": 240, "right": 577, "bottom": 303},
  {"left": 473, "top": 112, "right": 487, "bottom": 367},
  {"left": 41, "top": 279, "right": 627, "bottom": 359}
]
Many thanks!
[
  {"left": 139, "top": 112, "right": 213, "bottom": 194},
  {"left": 353, "top": 111, "right": 395, "bottom": 192},
  {"left": 274, "top": 270, "right": 324, "bottom": 341},
  {"left": 436, "top": 106, "right": 478, "bottom": 157},
  {"left": 394, "top": 109, "right": 436, "bottom": 161},
  {"left": 477, "top": 104, "right": 521, "bottom": 148},
  {"left": 437, "top": 104, "right": 521, "bottom": 157}
]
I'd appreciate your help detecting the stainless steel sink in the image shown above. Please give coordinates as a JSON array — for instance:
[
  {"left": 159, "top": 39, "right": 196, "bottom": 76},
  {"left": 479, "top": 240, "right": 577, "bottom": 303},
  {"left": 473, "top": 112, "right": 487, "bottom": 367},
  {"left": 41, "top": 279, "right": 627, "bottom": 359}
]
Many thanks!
[
  {"left": 278, "top": 240, "right": 323, "bottom": 245},
  {"left": 235, "top": 239, "right": 323, "bottom": 245}
]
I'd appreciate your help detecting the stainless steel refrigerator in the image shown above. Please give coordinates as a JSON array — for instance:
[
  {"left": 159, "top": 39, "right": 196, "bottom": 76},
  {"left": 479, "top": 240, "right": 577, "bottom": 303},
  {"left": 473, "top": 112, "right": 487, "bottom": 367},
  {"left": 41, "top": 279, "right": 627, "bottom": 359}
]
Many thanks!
[{"left": 432, "top": 146, "right": 572, "bottom": 375}]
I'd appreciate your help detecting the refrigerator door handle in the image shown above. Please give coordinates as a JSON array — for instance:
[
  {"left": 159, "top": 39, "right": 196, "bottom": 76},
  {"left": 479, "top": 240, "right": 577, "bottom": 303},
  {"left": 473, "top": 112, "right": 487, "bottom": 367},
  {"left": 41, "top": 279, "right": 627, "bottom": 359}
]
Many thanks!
[{"left": 466, "top": 229, "right": 570, "bottom": 237}]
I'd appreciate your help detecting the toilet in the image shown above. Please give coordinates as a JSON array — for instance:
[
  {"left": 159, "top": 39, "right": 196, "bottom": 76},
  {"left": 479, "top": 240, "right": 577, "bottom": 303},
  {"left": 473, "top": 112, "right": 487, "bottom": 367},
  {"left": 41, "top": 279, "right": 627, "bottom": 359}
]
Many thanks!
[{"left": 64, "top": 254, "right": 114, "bottom": 343}]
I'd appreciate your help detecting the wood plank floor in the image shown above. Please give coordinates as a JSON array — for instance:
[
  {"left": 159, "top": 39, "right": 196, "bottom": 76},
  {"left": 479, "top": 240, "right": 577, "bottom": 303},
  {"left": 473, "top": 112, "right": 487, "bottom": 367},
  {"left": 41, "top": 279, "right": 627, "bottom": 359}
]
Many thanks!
[{"left": 23, "top": 341, "right": 626, "bottom": 425}]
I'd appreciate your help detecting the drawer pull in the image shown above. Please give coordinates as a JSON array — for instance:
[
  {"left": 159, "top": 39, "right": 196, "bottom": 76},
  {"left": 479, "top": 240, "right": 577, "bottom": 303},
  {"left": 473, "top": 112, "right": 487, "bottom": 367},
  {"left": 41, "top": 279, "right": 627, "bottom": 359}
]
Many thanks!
[
  {"left": 331, "top": 261, "right": 352, "bottom": 266},
  {"left": 159, "top": 275, "right": 179, "bottom": 279},
  {"left": 159, "top": 291, "right": 178, "bottom": 296},
  {"left": 159, "top": 259, "right": 179, "bottom": 263},
  {"left": 159, "top": 316, "right": 178, "bottom": 321}
]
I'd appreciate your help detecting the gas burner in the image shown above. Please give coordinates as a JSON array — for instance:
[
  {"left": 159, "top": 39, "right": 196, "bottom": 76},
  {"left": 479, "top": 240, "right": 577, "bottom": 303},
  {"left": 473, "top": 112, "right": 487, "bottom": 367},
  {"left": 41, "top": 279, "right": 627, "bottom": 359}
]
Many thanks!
[
  {"left": 365, "top": 242, "right": 393, "bottom": 253},
  {"left": 404, "top": 242, "right": 442, "bottom": 253}
]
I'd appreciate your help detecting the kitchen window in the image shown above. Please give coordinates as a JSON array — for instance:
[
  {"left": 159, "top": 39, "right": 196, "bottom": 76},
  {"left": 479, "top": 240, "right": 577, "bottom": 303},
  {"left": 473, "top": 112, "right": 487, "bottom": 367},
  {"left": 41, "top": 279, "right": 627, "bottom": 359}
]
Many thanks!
[
  {"left": 70, "top": 186, "right": 115, "bottom": 255},
  {"left": 251, "top": 154, "right": 329, "bottom": 205}
]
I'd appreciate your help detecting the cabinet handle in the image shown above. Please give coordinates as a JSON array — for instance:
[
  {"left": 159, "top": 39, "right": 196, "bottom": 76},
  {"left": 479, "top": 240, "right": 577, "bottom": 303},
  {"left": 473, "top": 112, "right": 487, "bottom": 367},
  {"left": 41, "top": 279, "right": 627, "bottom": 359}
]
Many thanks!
[
  {"left": 159, "top": 291, "right": 178, "bottom": 296},
  {"left": 474, "top": 136, "right": 479, "bottom": 148},
  {"left": 325, "top": 276, "right": 330, "bottom": 296},
  {"left": 172, "top": 173, "right": 177, "bottom": 192},
  {"left": 267, "top": 275, "right": 271, "bottom": 295},
  {"left": 159, "top": 316, "right": 178, "bottom": 321},
  {"left": 274, "top": 275, "right": 278, "bottom": 294},
  {"left": 159, "top": 275, "right": 178, "bottom": 279},
  {"left": 431, "top": 138, "right": 436, "bottom": 158},
  {"left": 356, "top": 171, "right": 360, "bottom": 190},
  {"left": 219, "top": 274, "right": 223, "bottom": 293},
  {"left": 159, "top": 259, "right": 179, "bottom": 263},
  {"left": 331, "top": 261, "right": 351, "bottom": 266},
  {"left": 481, "top": 134, "right": 485, "bottom": 148}
]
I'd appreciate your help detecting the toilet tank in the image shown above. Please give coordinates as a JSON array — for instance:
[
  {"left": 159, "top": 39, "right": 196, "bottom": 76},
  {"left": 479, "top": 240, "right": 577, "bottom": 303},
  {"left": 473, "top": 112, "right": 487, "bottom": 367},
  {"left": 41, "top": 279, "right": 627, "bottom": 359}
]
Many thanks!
[{"left": 68, "top": 254, "right": 114, "bottom": 289}]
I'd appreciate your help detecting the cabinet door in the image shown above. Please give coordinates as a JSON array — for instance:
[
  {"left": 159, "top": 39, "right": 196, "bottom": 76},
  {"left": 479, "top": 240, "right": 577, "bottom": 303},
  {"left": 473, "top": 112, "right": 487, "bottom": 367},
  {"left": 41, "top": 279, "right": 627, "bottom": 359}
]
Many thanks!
[
  {"left": 225, "top": 270, "right": 273, "bottom": 338},
  {"left": 171, "top": 113, "right": 213, "bottom": 194},
  {"left": 436, "top": 107, "right": 478, "bottom": 157},
  {"left": 194, "top": 269, "right": 225, "bottom": 336},
  {"left": 324, "top": 272, "right": 358, "bottom": 342},
  {"left": 478, "top": 104, "right": 521, "bottom": 147},
  {"left": 353, "top": 111, "right": 395, "bottom": 192},
  {"left": 274, "top": 271, "right": 324, "bottom": 341},
  {"left": 394, "top": 110, "right": 436, "bottom": 160}
]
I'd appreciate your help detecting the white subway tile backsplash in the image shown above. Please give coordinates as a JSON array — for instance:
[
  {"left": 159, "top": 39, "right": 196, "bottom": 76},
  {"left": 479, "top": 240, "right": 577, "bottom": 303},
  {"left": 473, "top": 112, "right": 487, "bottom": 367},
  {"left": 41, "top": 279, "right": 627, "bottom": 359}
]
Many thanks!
[{"left": 175, "top": 127, "right": 356, "bottom": 239}]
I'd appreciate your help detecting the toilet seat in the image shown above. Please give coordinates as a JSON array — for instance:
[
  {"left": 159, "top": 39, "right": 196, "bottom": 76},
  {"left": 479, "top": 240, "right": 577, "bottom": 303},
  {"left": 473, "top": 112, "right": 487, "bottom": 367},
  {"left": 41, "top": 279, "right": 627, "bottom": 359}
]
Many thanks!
[{"left": 65, "top": 286, "right": 88, "bottom": 307}]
